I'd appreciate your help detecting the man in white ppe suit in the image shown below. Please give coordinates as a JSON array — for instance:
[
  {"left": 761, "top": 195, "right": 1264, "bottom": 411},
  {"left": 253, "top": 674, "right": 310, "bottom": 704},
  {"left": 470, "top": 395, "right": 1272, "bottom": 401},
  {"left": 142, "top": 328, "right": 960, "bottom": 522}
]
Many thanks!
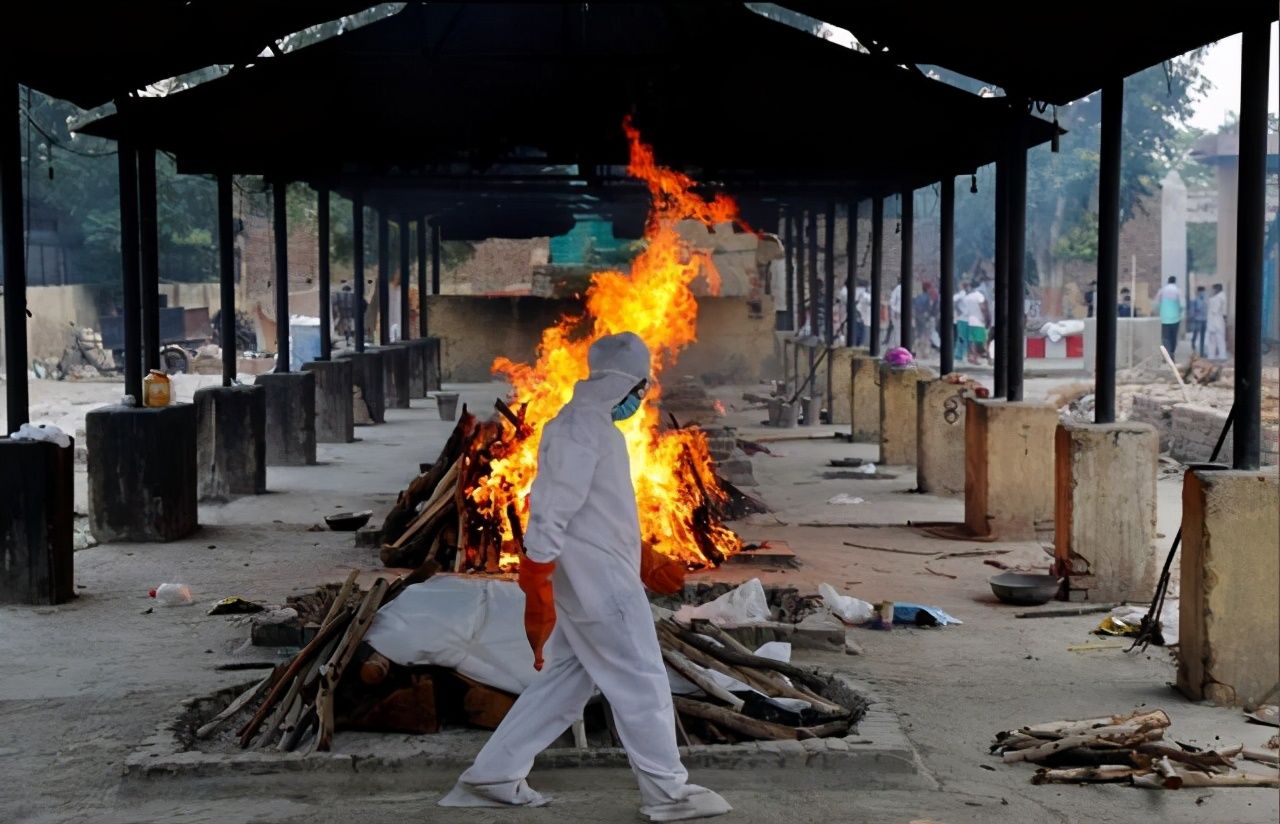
[{"left": 440, "top": 332, "right": 732, "bottom": 823}]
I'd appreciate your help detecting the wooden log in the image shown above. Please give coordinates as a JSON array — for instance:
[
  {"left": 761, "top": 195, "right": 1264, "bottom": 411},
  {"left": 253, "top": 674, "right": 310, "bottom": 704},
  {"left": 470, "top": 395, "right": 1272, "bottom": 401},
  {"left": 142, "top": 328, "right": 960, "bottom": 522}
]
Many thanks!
[
  {"left": 340, "top": 672, "right": 439, "bottom": 735},
  {"left": 259, "top": 634, "right": 339, "bottom": 750},
  {"left": 381, "top": 411, "right": 476, "bottom": 540},
  {"left": 1175, "top": 768, "right": 1280, "bottom": 788},
  {"left": 796, "top": 719, "right": 852, "bottom": 739},
  {"left": 1020, "top": 709, "right": 1171, "bottom": 739},
  {"left": 1242, "top": 748, "right": 1280, "bottom": 766},
  {"left": 315, "top": 578, "right": 389, "bottom": 751},
  {"left": 1004, "top": 728, "right": 1164, "bottom": 764},
  {"left": 673, "top": 695, "right": 798, "bottom": 741},
  {"left": 455, "top": 673, "right": 518, "bottom": 730},
  {"left": 1136, "top": 741, "right": 1240, "bottom": 773},
  {"left": 660, "top": 647, "right": 745, "bottom": 711},
  {"left": 196, "top": 670, "right": 279, "bottom": 739},
  {"left": 1031, "top": 765, "right": 1141, "bottom": 784},
  {"left": 666, "top": 621, "right": 829, "bottom": 693},
  {"left": 280, "top": 704, "right": 317, "bottom": 752},
  {"left": 384, "top": 459, "right": 460, "bottom": 552},
  {"left": 321, "top": 569, "right": 360, "bottom": 630},
  {"left": 360, "top": 651, "right": 393, "bottom": 686}
]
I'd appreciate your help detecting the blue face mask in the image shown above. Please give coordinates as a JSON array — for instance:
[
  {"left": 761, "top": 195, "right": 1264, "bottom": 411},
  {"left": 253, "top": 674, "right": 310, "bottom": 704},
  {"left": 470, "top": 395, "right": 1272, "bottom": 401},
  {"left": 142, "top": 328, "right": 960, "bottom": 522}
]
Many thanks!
[{"left": 611, "top": 392, "right": 643, "bottom": 421}]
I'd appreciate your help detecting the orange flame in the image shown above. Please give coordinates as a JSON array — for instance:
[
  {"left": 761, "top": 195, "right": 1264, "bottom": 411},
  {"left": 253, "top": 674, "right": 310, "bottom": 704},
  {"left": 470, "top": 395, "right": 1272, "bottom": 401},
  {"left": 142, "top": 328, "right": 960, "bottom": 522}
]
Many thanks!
[{"left": 471, "top": 119, "right": 742, "bottom": 568}]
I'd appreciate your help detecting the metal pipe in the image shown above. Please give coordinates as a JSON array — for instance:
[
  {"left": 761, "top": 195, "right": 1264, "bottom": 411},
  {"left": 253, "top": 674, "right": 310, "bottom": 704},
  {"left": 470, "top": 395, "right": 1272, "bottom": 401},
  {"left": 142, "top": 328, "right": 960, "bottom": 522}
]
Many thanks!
[
  {"left": 317, "top": 185, "right": 331, "bottom": 361},
  {"left": 1006, "top": 112, "right": 1029, "bottom": 402},
  {"left": 353, "top": 192, "right": 365, "bottom": 353},
  {"left": 846, "top": 200, "right": 858, "bottom": 348},
  {"left": 217, "top": 172, "right": 236, "bottom": 386},
  {"left": 272, "top": 179, "right": 289, "bottom": 372},
  {"left": 117, "top": 134, "right": 143, "bottom": 402},
  {"left": 2, "top": 77, "right": 29, "bottom": 432},
  {"left": 137, "top": 145, "right": 160, "bottom": 373},
  {"left": 398, "top": 217, "right": 411, "bottom": 340},
  {"left": 1095, "top": 80, "right": 1123, "bottom": 423},
  {"left": 1232, "top": 19, "right": 1270, "bottom": 470},
  {"left": 993, "top": 156, "right": 1009, "bottom": 398},
  {"left": 417, "top": 217, "right": 428, "bottom": 337},
  {"left": 899, "top": 189, "right": 914, "bottom": 353},
  {"left": 430, "top": 222, "right": 441, "bottom": 295},
  {"left": 823, "top": 201, "right": 836, "bottom": 345},
  {"left": 377, "top": 211, "right": 390, "bottom": 346},
  {"left": 939, "top": 177, "right": 955, "bottom": 375},
  {"left": 870, "top": 196, "right": 884, "bottom": 357}
]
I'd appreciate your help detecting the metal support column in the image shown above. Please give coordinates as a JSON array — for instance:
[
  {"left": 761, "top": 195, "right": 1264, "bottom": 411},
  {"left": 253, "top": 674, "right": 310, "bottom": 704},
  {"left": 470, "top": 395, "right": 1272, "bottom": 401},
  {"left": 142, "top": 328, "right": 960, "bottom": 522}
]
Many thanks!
[
  {"left": 272, "top": 180, "right": 289, "bottom": 372},
  {"left": 846, "top": 200, "right": 858, "bottom": 348},
  {"left": 823, "top": 202, "right": 836, "bottom": 345},
  {"left": 138, "top": 145, "right": 160, "bottom": 373},
  {"left": 377, "top": 211, "right": 390, "bottom": 346},
  {"left": 1095, "top": 80, "right": 1122, "bottom": 422},
  {"left": 317, "top": 186, "right": 331, "bottom": 361},
  {"left": 117, "top": 134, "right": 143, "bottom": 402},
  {"left": 795, "top": 210, "right": 807, "bottom": 335},
  {"left": 1007, "top": 114, "right": 1029, "bottom": 402},
  {"left": 807, "top": 206, "right": 820, "bottom": 338},
  {"left": 899, "top": 189, "right": 914, "bottom": 352},
  {"left": 782, "top": 207, "right": 795, "bottom": 331},
  {"left": 1232, "top": 19, "right": 1271, "bottom": 469},
  {"left": 870, "top": 196, "right": 884, "bottom": 357},
  {"left": 2, "top": 77, "right": 28, "bottom": 432},
  {"left": 993, "top": 157, "right": 1009, "bottom": 398},
  {"left": 353, "top": 192, "right": 366, "bottom": 353},
  {"left": 431, "top": 223, "right": 441, "bottom": 295},
  {"left": 939, "top": 177, "right": 955, "bottom": 375},
  {"left": 217, "top": 173, "right": 236, "bottom": 385},
  {"left": 417, "top": 217, "right": 428, "bottom": 337},
  {"left": 399, "top": 218, "right": 411, "bottom": 340}
]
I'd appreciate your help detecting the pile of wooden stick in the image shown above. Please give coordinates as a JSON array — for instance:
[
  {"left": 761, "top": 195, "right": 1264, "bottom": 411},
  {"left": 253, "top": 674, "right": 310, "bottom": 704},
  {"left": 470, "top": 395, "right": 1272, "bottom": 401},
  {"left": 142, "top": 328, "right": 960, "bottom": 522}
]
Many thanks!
[
  {"left": 991, "top": 708, "right": 1280, "bottom": 789},
  {"left": 658, "top": 618, "right": 860, "bottom": 743}
]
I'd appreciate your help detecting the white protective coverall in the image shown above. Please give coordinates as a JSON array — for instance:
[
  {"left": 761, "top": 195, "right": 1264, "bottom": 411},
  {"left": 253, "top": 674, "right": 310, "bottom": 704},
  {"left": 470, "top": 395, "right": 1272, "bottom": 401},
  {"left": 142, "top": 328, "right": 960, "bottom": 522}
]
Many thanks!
[{"left": 440, "top": 332, "right": 731, "bottom": 823}]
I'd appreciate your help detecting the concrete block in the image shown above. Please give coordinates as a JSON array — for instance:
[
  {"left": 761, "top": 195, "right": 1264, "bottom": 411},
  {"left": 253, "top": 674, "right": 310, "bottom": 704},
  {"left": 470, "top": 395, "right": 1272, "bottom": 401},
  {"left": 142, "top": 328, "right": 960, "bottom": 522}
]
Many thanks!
[
  {"left": 1054, "top": 422, "right": 1159, "bottom": 602},
  {"left": 253, "top": 371, "right": 316, "bottom": 466},
  {"left": 377, "top": 345, "right": 411, "bottom": 410},
  {"left": 1170, "top": 403, "right": 1280, "bottom": 466},
  {"left": 87, "top": 404, "right": 198, "bottom": 542},
  {"left": 878, "top": 364, "right": 935, "bottom": 466},
  {"left": 193, "top": 385, "right": 267, "bottom": 501},
  {"left": 302, "top": 359, "right": 355, "bottom": 443},
  {"left": 851, "top": 354, "right": 880, "bottom": 443},
  {"left": 335, "top": 349, "right": 385, "bottom": 425},
  {"left": 390, "top": 339, "right": 428, "bottom": 398},
  {"left": 424, "top": 337, "right": 442, "bottom": 391},
  {"left": 964, "top": 399, "right": 1059, "bottom": 539},
  {"left": 828, "top": 347, "right": 861, "bottom": 425},
  {"left": 1178, "top": 469, "right": 1279, "bottom": 706},
  {"left": 916, "top": 380, "right": 968, "bottom": 497},
  {"left": 0, "top": 439, "right": 74, "bottom": 604}
]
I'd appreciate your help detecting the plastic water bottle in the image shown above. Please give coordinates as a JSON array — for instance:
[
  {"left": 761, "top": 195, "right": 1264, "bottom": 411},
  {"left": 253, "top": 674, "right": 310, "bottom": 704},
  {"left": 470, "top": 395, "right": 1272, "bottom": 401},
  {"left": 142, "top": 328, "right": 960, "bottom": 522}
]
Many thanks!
[{"left": 150, "top": 583, "right": 194, "bottom": 606}]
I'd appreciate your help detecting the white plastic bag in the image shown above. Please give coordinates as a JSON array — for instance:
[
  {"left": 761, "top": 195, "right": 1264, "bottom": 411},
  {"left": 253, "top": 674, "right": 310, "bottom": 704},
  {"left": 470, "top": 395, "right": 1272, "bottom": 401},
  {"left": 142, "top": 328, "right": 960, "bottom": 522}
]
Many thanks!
[
  {"left": 152, "top": 583, "right": 194, "bottom": 606},
  {"left": 818, "top": 583, "right": 875, "bottom": 624},
  {"left": 674, "top": 578, "right": 771, "bottom": 625},
  {"left": 826, "top": 494, "right": 865, "bottom": 505},
  {"left": 11, "top": 423, "right": 71, "bottom": 449}
]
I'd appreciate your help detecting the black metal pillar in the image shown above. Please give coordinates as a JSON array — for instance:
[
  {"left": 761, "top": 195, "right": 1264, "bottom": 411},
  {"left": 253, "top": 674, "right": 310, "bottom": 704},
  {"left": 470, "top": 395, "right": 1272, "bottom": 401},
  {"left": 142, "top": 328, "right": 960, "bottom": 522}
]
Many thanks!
[
  {"left": 1095, "top": 81, "right": 1122, "bottom": 423},
  {"left": 2, "top": 77, "right": 28, "bottom": 432},
  {"left": 993, "top": 157, "right": 1009, "bottom": 398},
  {"left": 899, "top": 189, "right": 914, "bottom": 352},
  {"left": 217, "top": 173, "right": 236, "bottom": 386},
  {"left": 870, "top": 196, "right": 884, "bottom": 357},
  {"left": 846, "top": 200, "right": 858, "bottom": 348},
  {"left": 272, "top": 180, "right": 289, "bottom": 373},
  {"left": 430, "top": 223, "right": 441, "bottom": 295},
  {"left": 795, "top": 210, "right": 807, "bottom": 334},
  {"left": 807, "top": 207, "right": 820, "bottom": 338},
  {"left": 782, "top": 207, "right": 795, "bottom": 331},
  {"left": 398, "top": 218, "right": 411, "bottom": 340},
  {"left": 117, "top": 135, "right": 143, "bottom": 402},
  {"left": 939, "top": 177, "right": 955, "bottom": 375},
  {"left": 138, "top": 145, "right": 160, "bottom": 373},
  {"left": 352, "top": 192, "right": 366, "bottom": 353},
  {"left": 377, "top": 211, "right": 390, "bottom": 346},
  {"left": 417, "top": 217, "right": 428, "bottom": 337},
  {"left": 1232, "top": 19, "right": 1270, "bottom": 470},
  {"left": 1006, "top": 113, "right": 1029, "bottom": 402},
  {"left": 823, "top": 201, "right": 836, "bottom": 345},
  {"left": 317, "top": 186, "right": 331, "bottom": 361}
]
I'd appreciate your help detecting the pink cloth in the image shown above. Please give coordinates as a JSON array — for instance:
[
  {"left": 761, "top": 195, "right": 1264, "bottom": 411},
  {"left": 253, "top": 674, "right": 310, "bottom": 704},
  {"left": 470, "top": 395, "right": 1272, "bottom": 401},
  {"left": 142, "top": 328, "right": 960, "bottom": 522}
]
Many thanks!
[{"left": 884, "top": 347, "right": 914, "bottom": 366}]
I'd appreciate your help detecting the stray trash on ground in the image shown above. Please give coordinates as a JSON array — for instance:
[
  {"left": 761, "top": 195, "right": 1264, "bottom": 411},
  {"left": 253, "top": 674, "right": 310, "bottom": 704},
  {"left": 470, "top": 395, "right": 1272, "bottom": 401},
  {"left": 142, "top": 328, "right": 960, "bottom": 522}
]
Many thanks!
[
  {"left": 150, "top": 583, "right": 195, "bottom": 606},
  {"left": 674, "top": 578, "right": 771, "bottom": 626},
  {"left": 818, "top": 583, "right": 875, "bottom": 624},
  {"left": 826, "top": 494, "right": 865, "bottom": 505},
  {"left": 209, "top": 596, "right": 265, "bottom": 615}
]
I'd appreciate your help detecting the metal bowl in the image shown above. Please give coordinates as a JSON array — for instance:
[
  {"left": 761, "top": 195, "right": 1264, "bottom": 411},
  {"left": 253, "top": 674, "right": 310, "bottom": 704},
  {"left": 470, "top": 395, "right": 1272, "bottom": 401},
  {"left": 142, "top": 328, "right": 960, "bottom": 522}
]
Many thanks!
[
  {"left": 988, "top": 572, "right": 1062, "bottom": 606},
  {"left": 325, "top": 510, "right": 373, "bottom": 532}
]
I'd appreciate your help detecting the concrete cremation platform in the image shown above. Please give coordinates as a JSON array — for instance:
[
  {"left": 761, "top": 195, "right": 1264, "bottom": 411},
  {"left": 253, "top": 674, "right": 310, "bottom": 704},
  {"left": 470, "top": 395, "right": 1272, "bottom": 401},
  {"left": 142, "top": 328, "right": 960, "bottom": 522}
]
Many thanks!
[
  {"left": 302, "top": 359, "right": 355, "bottom": 443},
  {"left": 827, "top": 347, "right": 860, "bottom": 425},
  {"left": 378, "top": 345, "right": 412, "bottom": 410},
  {"left": 1054, "top": 422, "right": 1158, "bottom": 602},
  {"left": 390, "top": 338, "right": 433, "bottom": 398},
  {"left": 254, "top": 371, "right": 317, "bottom": 466},
  {"left": 916, "top": 380, "right": 968, "bottom": 497},
  {"left": 193, "top": 385, "right": 267, "bottom": 501},
  {"left": 1178, "top": 469, "right": 1279, "bottom": 707},
  {"left": 0, "top": 438, "right": 74, "bottom": 604},
  {"left": 878, "top": 364, "right": 935, "bottom": 466},
  {"left": 87, "top": 404, "right": 198, "bottom": 542},
  {"left": 850, "top": 353, "right": 880, "bottom": 443},
  {"left": 336, "top": 349, "right": 386, "bottom": 425},
  {"left": 963, "top": 399, "right": 1059, "bottom": 540}
]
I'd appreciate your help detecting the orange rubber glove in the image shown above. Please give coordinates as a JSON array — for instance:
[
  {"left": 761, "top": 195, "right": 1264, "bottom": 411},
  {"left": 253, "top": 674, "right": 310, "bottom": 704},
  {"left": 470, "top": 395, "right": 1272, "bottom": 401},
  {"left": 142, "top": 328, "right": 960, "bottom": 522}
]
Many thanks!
[
  {"left": 518, "top": 555, "right": 557, "bottom": 671},
  {"left": 640, "top": 543, "right": 687, "bottom": 595}
]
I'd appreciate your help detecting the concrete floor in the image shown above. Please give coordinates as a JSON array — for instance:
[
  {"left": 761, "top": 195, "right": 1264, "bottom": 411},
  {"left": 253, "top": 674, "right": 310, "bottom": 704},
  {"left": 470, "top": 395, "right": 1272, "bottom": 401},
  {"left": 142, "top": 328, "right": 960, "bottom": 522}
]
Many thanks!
[{"left": 1, "top": 377, "right": 1276, "bottom": 824}]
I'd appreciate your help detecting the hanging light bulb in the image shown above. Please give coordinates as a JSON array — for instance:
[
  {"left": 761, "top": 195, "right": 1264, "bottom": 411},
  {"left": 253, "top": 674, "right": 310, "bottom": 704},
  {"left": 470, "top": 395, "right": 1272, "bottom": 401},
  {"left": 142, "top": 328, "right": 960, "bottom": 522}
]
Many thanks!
[{"left": 970, "top": 174, "right": 978, "bottom": 194}]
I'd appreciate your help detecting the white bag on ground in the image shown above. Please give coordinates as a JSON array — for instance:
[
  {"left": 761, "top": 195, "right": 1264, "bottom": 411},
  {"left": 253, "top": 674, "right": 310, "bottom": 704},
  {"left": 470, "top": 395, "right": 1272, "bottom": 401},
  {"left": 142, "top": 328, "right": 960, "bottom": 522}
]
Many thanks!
[
  {"left": 818, "top": 583, "right": 875, "bottom": 624},
  {"left": 674, "top": 578, "right": 770, "bottom": 625}
]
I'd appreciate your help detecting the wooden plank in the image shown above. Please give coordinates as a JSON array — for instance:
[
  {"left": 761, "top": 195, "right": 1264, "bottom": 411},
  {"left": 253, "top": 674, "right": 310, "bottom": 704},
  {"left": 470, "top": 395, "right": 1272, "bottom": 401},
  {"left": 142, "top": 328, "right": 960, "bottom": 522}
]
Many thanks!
[{"left": 455, "top": 673, "right": 518, "bottom": 730}]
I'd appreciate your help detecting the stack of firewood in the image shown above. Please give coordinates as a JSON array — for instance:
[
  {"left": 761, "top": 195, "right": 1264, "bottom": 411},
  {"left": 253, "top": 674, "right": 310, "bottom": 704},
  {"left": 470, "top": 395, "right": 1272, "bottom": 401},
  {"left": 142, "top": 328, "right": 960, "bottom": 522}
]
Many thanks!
[{"left": 992, "top": 709, "right": 1280, "bottom": 789}]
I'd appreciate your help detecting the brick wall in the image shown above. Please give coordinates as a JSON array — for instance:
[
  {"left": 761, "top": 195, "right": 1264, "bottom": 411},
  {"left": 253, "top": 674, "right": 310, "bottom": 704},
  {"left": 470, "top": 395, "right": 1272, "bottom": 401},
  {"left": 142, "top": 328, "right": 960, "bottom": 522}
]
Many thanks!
[{"left": 1170, "top": 403, "right": 1279, "bottom": 466}]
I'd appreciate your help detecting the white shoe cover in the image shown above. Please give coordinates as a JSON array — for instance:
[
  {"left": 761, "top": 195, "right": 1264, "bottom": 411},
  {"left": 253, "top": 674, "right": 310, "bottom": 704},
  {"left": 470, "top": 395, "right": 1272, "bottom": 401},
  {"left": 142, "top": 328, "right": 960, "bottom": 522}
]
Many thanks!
[
  {"left": 438, "top": 779, "right": 552, "bottom": 808},
  {"left": 640, "top": 787, "right": 732, "bottom": 822}
]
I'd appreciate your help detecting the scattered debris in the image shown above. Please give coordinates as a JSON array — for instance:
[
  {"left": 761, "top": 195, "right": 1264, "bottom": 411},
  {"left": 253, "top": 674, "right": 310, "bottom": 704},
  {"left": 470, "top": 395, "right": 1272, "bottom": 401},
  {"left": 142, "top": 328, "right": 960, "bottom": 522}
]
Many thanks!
[
  {"left": 1015, "top": 604, "right": 1118, "bottom": 619},
  {"left": 827, "top": 494, "right": 865, "bottom": 505},
  {"left": 209, "top": 597, "right": 265, "bottom": 616},
  {"left": 1067, "top": 641, "right": 1127, "bottom": 653}
]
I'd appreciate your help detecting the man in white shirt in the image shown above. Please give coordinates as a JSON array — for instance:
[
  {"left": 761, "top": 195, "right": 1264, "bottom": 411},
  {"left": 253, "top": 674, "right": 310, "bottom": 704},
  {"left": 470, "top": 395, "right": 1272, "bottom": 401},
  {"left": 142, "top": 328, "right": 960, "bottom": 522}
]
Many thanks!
[
  {"left": 960, "top": 281, "right": 989, "bottom": 364},
  {"left": 885, "top": 282, "right": 901, "bottom": 347},
  {"left": 854, "top": 280, "right": 871, "bottom": 347},
  {"left": 953, "top": 282, "right": 969, "bottom": 354},
  {"left": 1206, "top": 283, "right": 1228, "bottom": 360}
]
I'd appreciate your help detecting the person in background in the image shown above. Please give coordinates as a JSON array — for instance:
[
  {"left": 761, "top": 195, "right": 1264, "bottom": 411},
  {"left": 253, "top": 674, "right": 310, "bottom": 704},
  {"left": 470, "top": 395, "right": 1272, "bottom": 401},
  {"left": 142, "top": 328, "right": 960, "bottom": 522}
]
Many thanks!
[
  {"left": 884, "top": 281, "right": 901, "bottom": 348},
  {"left": 960, "top": 279, "right": 989, "bottom": 364},
  {"left": 912, "top": 281, "right": 936, "bottom": 355},
  {"left": 1157, "top": 276, "right": 1182, "bottom": 356},
  {"left": 1118, "top": 289, "right": 1133, "bottom": 317},
  {"left": 1206, "top": 283, "right": 1229, "bottom": 360},
  {"left": 1188, "top": 285, "right": 1208, "bottom": 357},
  {"left": 1084, "top": 280, "right": 1097, "bottom": 318},
  {"left": 953, "top": 280, "right": 969, "bottom": 354},
  {"left": 854, "top": 279, "right": 871, "bottom": 348}
]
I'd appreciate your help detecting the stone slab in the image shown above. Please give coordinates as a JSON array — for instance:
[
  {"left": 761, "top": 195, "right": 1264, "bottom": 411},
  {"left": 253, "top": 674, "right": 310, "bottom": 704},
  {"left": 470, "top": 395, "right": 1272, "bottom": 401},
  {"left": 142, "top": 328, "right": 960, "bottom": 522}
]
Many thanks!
[
  {"left": 302, "top": 359, "right": 355, "bottom": 443},
  {"left": 964, "top": 399, "right": 1058, "bottom": 540},
  {"left": 916, "top": 380, "right": 968, "bottom": 497},
  {"left": 193, "top": 385, "right": 267, "bottom": 501},
  {"left": 254, "top": 371, "right": 317, "bottom": 466},
  {"left": 0, "top": 438, "right": 74, "bottom": 604},
  {"left": 878, "top": 364, "right": 934, "bottom": 466}
]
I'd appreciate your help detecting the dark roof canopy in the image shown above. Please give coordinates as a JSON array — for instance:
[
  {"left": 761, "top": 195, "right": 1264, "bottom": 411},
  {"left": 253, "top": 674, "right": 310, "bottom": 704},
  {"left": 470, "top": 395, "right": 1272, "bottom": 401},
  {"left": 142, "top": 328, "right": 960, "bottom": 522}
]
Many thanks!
[
  {"left": 781, "top": 1, "right": 1278, "bottom": 105},
  {"left": 78, "top": 2, "right": 1056, "bottom": 196},
  {"left": 5, "top": 1, "right": 376, "bottom": 109}
]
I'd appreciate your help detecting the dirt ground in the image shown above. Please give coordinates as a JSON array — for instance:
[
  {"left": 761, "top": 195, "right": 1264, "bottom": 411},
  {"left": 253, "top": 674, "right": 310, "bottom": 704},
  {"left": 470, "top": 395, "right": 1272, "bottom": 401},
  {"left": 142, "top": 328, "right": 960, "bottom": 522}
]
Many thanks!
[{"left": 0, "top": 375, "right": 1277, "bottom": 824}]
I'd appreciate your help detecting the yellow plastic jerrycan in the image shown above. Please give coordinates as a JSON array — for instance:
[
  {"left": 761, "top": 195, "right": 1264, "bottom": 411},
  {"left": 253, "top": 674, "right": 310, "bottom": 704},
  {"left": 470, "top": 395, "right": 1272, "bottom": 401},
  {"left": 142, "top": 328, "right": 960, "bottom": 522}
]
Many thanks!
[{"left": 143, "top": 369, "right": 171, "bottom": 407}]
